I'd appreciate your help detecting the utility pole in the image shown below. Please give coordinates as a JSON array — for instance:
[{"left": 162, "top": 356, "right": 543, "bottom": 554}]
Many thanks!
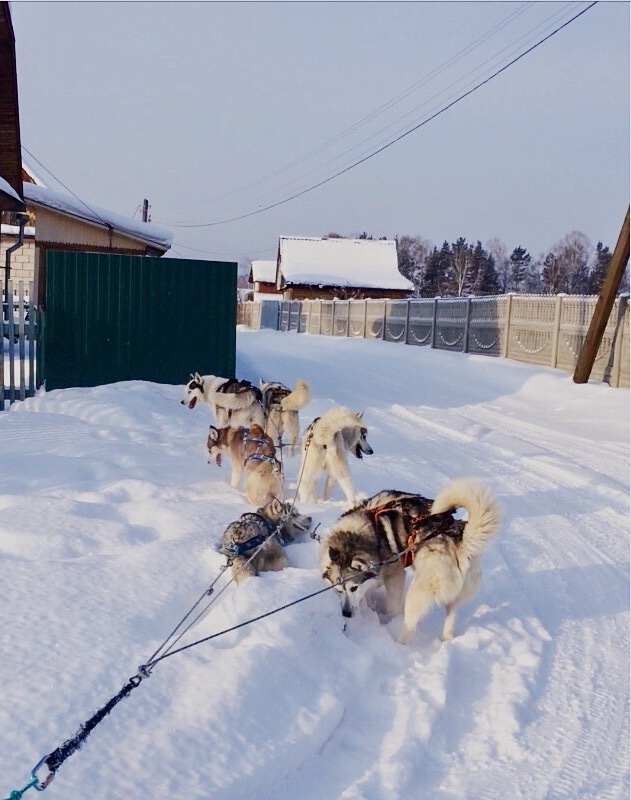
[
  {"left": 573, "top": 206, "right": 630, "bottom": 384},
  {"left": 142, "top": 199, "right": 150, "bottom": 223}
]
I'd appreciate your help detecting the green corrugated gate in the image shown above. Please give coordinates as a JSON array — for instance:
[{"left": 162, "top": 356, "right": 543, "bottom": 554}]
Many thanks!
[{"left": 42, "top": 251, "right": 237, "bottom": 390}]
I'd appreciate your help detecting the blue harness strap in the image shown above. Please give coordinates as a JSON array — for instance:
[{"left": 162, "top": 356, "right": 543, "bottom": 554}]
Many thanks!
[{"left": 217, "top": 513, "right": 277, "bottom": 558}]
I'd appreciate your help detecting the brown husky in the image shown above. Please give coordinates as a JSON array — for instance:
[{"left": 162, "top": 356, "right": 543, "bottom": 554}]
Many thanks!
[{"left": 206, "top": 423, "right": 283, "bottom": 505}]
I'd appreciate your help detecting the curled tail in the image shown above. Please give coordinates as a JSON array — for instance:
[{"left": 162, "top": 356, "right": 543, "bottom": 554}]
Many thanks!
[
  {"left": 280, "top": 380, "right": 311, "bottom": 411},
  {"left": 431, "top": 478, "right": 501, "bottom": 561}
]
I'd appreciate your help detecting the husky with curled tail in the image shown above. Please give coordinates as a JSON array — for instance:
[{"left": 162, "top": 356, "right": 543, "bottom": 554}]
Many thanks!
[
  {"left": 260, "top": 379, "right": 311, "bottom": 456},
  {"left": 399, "top": 478, "right": 501, "bottom": 643},
  {"left": 298, "top": 407, "right": 373, "bottom": 506},
  {"left": 319, "top": 478, "right": 501, "bottom": 643}
]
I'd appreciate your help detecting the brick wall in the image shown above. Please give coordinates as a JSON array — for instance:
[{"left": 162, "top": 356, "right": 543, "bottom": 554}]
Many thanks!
[{"left": 0, "top": 235, "right": 35, "bottom": 288}]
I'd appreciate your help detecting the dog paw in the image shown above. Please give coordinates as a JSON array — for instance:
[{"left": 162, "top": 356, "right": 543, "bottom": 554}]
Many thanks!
[{"left": 398, "top": 629, "right": 414, "bottom": 645}]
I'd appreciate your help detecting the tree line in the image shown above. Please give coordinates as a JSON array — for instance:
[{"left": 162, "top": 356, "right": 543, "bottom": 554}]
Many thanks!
[
  {"left": 396, "top": 231, "right": 627, "bottom": 297},
  {"left": 339, "top": 230, "right": 627, "bottom": 297}
]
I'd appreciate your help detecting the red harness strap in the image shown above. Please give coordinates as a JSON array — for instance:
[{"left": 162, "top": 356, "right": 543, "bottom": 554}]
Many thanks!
[{"left": 366, "top": 501, "right": 431, "bottom": 568}]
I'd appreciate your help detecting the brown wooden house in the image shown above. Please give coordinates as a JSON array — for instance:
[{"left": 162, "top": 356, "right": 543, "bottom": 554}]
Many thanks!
[{"left": 275, "top": 236, "right": 412, "bottom": 300}]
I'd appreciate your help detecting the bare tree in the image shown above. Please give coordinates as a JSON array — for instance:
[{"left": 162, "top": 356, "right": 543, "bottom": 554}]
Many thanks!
[
  {"left": 486, "top": 238, "right": 509, "bottom": 293},
  {"left": 444, "top": 238, "right": 472, "bottom": 297},
  {"left": 553, "top": 231, "right": 591, "bottom": 293},
  {"left": 397, "top": 235, "right": 432, "bottom": 295}
]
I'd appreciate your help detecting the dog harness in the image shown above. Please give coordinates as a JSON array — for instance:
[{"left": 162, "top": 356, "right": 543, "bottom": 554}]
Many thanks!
[
  {"left": 217, "top": 513, "right": 277, "bottom": 558},
  {"left": 262, "top": 383, "right": 291, "bottom": 411},
  {"left": 242, "top": 428, "right": 282, "bottom": 470},
  {"left": 365, "top": 497, "right": 459, "bottom": 568}
]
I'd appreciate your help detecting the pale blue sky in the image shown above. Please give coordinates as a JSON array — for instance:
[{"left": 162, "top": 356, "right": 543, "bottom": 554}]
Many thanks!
[{"left": 11, "top": 1, "right": 630, "bottom": 265}]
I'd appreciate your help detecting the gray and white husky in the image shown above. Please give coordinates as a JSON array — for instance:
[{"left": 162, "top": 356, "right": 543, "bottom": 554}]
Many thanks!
[
  {"left": 297, "top": 407, "right": 374, "bottom": 506},
  {"left": 320, "top": 479, "right": 501, "bottom": 642},
  {"left": 181, "top": 372, "right": 265, "bottom": 428},
  {"left": 259, "top": 379, "right": 311, "bottom": 457},
  {"left": 217, "top": 497, "right": 313, "bottom": 584}
]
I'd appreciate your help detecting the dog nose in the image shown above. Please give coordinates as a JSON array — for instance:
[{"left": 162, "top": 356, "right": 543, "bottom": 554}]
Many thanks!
[{"left": 341, "top": 598, "right": 353, "bottom": 618}]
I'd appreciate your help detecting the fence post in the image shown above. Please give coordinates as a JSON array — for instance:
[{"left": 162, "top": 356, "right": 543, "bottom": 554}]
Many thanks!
[
  {"left": 430, "top": 297, "right": 438, "bottom": 348},
  {"left": 550, "top": 294, "right": 564, "bottom": 368},
  {"left": 463, "top": 297, "right": 472, "bottom": 353},
  {"left": 404, "top": 299, "right": 411, "bottom": 344},
  {"left": 363, "top": 299, "right": 368, "bottom": 338},
  {"left": 609, "top": 295, "right": 628, "bottom": 387},
  {"left": 382, "top": 300, "right": 387, "bottom": 340},
  {"left": 28, "top": 280, "right": 37, "bottom": 397},
  {"left": 502, "top": 294, "right": 513, "bottom": 358}
]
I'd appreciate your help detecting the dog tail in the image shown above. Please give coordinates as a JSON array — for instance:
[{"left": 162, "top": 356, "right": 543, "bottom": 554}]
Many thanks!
[
  {"left": 280, "top": 379, "right": 311, "bottom": 411},
  {"left": 431, "top": 478, "right": 501, "bottom": 561}
]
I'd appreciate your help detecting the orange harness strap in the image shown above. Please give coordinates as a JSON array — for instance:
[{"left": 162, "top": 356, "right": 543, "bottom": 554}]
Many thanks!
[{"left": 367, "top": 502, "right": 431, "bottom": 569}]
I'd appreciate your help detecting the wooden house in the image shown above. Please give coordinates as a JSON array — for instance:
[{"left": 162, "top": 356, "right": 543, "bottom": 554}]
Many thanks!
[
  {"left": 249, "top": 259, "right": 280, "bottom": 298},
  {"left": 275, "top": 236, "right": 412, "bottom": 300}
]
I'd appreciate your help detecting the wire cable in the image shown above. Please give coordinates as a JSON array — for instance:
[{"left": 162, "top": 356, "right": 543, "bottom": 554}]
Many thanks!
[{"left": 170, "top": 2, "right": 597, "bottom": 230}]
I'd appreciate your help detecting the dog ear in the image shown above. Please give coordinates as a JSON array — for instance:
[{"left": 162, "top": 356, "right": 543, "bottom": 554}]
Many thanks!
[
  {"left": 356, "top": 411, "right": 364, "bottom": 419},
  {"left": 269, "top": 497, "right": 282, "bottom": 516},
  {"left": 194, "top": 372, "right": 202, "bottom": 382},
  {"left": 328, "top": 546, "right": 341, "bottom": 563},
  {"left": 207, "top": 426, "right": 219, "bottom": 441}
]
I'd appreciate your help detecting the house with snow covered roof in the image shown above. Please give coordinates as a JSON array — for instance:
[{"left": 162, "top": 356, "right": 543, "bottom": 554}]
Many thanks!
[
  {"left": 2, "top": 161, "right": 174, "bottom": 303},
  {"left": 275, "top": 236, "right": 412, "bottom": 300},
  {"left": 248, "top": 259, "right": 280, "bottom": 298}
]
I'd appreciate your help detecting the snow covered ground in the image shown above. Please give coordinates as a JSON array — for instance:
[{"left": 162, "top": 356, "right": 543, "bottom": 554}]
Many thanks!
[{"left": 1, "top": 328, "right": 629, "bottom": 800}]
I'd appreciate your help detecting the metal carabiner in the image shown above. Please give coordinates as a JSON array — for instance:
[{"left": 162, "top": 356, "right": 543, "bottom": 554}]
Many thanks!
[{"left": 30, "top": 756, "right": 55, "bottom": 792}]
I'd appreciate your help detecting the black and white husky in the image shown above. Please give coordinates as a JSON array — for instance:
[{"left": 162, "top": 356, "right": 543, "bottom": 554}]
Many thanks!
[
  {"left": 297, "top": 407, "right": 374, "bottom": 506},
  {"left": 181, "top": 372, "right": 265, "bottom": 428},
  {"left": 320, "top": 479, "right": 501, "bottom": 643},
  {"left": 259, "top": 379, "right": 311, "bottom": 456}
]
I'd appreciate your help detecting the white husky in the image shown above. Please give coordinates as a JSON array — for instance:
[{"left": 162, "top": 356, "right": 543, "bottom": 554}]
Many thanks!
[{"left": 297, "top": 407, "right": 373, "bottom": 506}]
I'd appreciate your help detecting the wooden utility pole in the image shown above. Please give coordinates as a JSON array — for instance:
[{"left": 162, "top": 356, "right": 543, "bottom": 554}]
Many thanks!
[{"left": 573, "top": 206, "right": 630, "bottom": 384}]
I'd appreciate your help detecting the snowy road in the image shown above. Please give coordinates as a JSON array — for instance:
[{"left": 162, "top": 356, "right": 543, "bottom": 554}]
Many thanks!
[{"left": 1, "top": 329, "right": 628, "bottom": 800}]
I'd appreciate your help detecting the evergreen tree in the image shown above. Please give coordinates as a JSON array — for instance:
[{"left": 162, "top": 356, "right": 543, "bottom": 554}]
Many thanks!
[
  {"left": 508, "top": 246, "right": 531, "bottom": 292},
  {"left": 473, "top": 242, "right": 500, "bottom": 295},
  {"left": 587, "top": 241, "right": 611, "bottom": 294},
  {"left": 423, "top": 242, "right": 450, "bottom": 296}
]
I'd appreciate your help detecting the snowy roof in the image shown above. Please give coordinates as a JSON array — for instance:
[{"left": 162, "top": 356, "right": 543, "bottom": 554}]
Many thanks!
[
  {"left": 22, "top": 160, "right": 47, "bottom": 187},
  {"left": 0, "top": 174, "right": 24, "bottom": 207},
  {"left": 23, "top": 183, "right": 173, "bottom": 250},
  {"left": 251, "top": 259, "right": 277, "bottom": 283},
  {"left": 278, "top": 236, "right": 411, "bottom": 290}
]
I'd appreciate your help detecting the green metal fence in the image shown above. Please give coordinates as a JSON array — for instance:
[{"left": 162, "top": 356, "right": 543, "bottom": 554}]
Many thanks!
[{"left": 43, "top": 251, "right": 237, "bottom": 390}]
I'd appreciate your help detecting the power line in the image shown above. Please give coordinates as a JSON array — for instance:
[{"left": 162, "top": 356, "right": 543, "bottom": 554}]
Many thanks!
[
  {"left": 176, "top": 2, "right": 535, "bottom": 214},
  {"left": 21, "top": 146, "right": 111, "bottom": 229},
  {"left": 169, "top": 2, "right": 597, "bottom": 230},
  {"left": 192, "top": 1, "right": 581, "bottom": 221}
]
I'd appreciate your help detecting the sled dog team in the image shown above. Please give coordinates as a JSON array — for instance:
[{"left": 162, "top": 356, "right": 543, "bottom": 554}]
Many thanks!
[{"left": 181, "top": 372, "right": 502, "bottom": 644}]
